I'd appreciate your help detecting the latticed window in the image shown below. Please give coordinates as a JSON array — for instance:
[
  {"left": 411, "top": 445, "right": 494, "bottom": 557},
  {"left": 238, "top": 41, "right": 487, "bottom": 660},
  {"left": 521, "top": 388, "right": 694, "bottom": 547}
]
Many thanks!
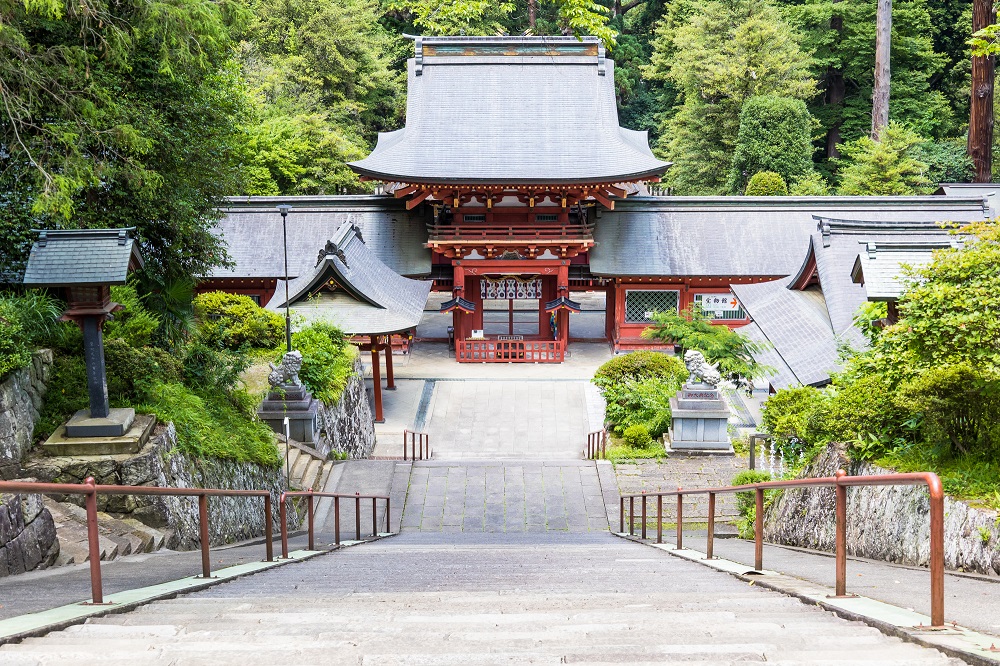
[
  {"left": 624, "top": 290, "right": 679, "bottom": 323},
  {"left": 693, "top": 293, "right": 747, "bottom": 320}
]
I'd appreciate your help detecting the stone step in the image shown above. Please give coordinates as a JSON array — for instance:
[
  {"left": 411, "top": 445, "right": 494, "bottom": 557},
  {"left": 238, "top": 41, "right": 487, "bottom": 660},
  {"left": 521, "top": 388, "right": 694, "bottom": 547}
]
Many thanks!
[{"left": 301, "top": 458, "right": 323, "bottom": 491}]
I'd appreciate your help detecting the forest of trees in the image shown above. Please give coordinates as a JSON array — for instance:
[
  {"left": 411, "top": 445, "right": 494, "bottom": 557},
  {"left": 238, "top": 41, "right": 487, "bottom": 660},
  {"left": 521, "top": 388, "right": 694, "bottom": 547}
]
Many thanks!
[{"left": 0, "top": 0, "right": 995, "bottom": 280}]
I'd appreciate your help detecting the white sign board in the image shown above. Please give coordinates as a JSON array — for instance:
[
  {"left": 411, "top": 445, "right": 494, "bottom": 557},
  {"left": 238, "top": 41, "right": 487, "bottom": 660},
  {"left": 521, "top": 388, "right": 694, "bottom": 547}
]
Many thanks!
[{"left": 697, "top": 293, "right": 741, "bottom": 315}]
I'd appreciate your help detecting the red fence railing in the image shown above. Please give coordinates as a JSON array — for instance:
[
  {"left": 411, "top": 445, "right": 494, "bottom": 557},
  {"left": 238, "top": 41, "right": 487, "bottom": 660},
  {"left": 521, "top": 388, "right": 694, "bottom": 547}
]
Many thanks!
[
  {"left": 0, "top": 478, "right": 274, "bottom": 605},
  {"left": 585, "top": 429, "right": 607, "bottom": 459},
  {"left": 279, "top": 490, "right": 390, "bottom": 557},
  {"left": 457, "top": 339, "right": 564, "bottom": 363},
  {"left": 403, "top": 430, "right": 431, "bottom": 461},
  {"left": 619, "top": 470, "right": 946, "bottom": 627}
]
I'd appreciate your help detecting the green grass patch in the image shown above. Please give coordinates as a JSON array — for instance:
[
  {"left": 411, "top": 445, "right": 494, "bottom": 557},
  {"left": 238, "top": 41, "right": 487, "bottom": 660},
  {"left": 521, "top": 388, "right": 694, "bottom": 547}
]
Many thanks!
[
  {"left": 880, "top": 449, "right": 1000, "bottom": 510},
  {"left": 137, "top": 383, "right": 281, "bottom": 467},
  {"left": 607, "top": 434, "right": 668, "bottom": 463}
]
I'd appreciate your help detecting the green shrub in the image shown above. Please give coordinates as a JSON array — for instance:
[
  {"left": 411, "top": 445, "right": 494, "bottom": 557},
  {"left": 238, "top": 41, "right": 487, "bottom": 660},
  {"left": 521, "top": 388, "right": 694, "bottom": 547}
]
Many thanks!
[
  {"left": 744, "top": 171, "right": 788, "bottom": 196},
  {"left": 622, "top": 424, "right": 653, "bottom": 448},
  {"left": 603, "top": 377, "right": 677, "bottom": 437},
  {"left": 729, "top": 95, "right": 814, "bottom": 194},
  {"left": 104, "top": 285, "right": 160, "bottom": 348},
  {"left": 0, "top": 300, "right": 31, "bottom": 379},
  {"left": 823, "top": 373, "right": 914, "bottom": 460},
  {"left": 788, "top": 171, "right": 830, "bottom": 196},
  {"left": 182, "top": 340, "right": 249, "bottom": 394},
  {"left": 593, "top": 351, "right": 687, "bottom": 391},
  {"left": 761, "top": 386, "right": 827, "bottom": 456},
  {"left": 193, "top": 291, "right": 284, "bottom": 350},
  {"left": 105, "top": 338, "right": 183, "bottom": 401},
  {"left": 137, "top": 382, "right": 280, "bottom": 467},
  {"left": 35, "top": 354, "right": 90, "bottom": 438},
  {"left": 291, "top": 322, "right": 358, "bottom": 404},
  {"left": 732, "top": 470, "right": 772, "bottom": 539}
]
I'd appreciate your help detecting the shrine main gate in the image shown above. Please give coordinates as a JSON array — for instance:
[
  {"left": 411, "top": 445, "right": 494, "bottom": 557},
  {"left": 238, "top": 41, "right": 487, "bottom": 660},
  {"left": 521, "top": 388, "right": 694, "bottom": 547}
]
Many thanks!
[{"left": 444, "top": 259, "right": 578, "bottom": 363}]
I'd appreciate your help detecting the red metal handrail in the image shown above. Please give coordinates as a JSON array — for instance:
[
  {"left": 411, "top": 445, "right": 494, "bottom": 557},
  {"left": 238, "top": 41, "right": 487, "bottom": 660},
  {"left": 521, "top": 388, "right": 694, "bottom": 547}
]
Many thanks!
[
  {"left": 278, "top": 490, "right": 391, "bottom": 558},
  {"left": 619, "top": 470, "right": 946, "bottom": 627},
  {"left": 585, "top": 429, "right": 607, "bottom": 460},
  {"left": 403, "top": 429, "right": 431, "bottom": 461},
  {"left": 0, "top": 478, "right": 274, "bottom": 605}
]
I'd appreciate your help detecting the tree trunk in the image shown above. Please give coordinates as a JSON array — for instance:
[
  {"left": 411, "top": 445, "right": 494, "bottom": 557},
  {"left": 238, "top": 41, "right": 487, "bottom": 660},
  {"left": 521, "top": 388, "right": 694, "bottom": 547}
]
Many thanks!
[
  {"left": 969, "top": 0, "right": 995, "bottom": 182},
  {"left": 871, "top": 0, "right": 892, "bottom": 138},
  {"left": 825, "top": 13, "right": 846, "bottom": 158},
  {"left": 529, "top": 0, "right": 538, "bottom": 27}
]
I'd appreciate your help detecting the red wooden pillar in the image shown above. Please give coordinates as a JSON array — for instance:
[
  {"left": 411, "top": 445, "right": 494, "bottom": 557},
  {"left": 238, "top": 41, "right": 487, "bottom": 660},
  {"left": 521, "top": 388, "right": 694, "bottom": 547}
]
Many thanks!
[
  {"left": 370, "top": 335, "right": 384, "bottom": 423},
  {"left": 557, "top": 262, "right": 570, "bottom": 345},
  {"left": 384, "top": 337, "right": 395, "bottom": 390},
  {"left": 452, "top": 264, "right": 466, "bottom": 355},
  {"left": 605, "top": 282, "right": 616, "bottom": 343}
]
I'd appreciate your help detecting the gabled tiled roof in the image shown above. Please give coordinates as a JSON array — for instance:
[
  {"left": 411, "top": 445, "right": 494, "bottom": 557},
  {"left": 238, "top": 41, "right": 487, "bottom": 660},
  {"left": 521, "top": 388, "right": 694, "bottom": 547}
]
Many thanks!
[
  {"left": 850, "top": 241, "right": 959, "bottom": 301},
  {"left": 267, "top": 222, "right": 431, "bottom": 336},
  {"left": 734, "top": 278, "right": 839, "bottom": 388},
  {"left": 211, "top": 196, "right": 430, "bottom": 279},
  {"left": 590, "top": 196, "right": 988, "bottom": 277},
  {"left": 22, "top": 228, "right": 143, "bottom": 286},
  {"left": 349, "top": 36, "right": 670, "bottom": 185}
]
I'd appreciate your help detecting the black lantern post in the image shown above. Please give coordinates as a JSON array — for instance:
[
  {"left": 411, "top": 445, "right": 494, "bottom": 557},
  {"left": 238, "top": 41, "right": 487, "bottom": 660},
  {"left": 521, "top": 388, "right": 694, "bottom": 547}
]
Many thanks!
[{"left": 277, "top": 204, "right": 293, "bottom": 352}]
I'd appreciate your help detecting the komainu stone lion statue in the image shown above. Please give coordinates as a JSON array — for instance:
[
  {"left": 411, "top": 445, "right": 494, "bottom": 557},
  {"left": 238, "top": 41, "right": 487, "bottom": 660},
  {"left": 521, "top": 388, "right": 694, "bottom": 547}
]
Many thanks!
[
  {"left": 684, "top": 350, "right": 721, "bottom": 387},
  {"left": 268, "top": 350, "right": 303, "bottom": 387}
]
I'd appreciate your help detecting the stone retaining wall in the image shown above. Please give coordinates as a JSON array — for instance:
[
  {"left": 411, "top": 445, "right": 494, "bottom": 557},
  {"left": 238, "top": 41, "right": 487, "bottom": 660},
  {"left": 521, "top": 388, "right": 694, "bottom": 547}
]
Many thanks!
[
  {"left": 317, "top": 357, "right": 375, "bottom": 459},
  {"left": 0, "top": 350, "right": 53, "bottom": 479},
  {"left": 24, "top": 424, "right": 293, "bottom": 550},
  {"left": 0, "top": 486, "right": 59, "bottom": 577},
  {"left": 764, "top": 442, "right": 1000, "bottom": 575}
]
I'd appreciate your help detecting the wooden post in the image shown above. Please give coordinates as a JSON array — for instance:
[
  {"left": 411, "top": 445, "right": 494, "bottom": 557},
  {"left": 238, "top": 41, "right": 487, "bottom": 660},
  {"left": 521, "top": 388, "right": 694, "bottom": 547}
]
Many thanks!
[
  {"left": 871, "top": 0, "right": 892, "bottom": 138},
  {"left": 370, "top": 335, "right": 384, "bottom": 423},
  {"left": 970, "top": 0, "right": 996, "bottom": 181},
  {"left": 384, "top": 338, "right": 395, "bottom": 391}
]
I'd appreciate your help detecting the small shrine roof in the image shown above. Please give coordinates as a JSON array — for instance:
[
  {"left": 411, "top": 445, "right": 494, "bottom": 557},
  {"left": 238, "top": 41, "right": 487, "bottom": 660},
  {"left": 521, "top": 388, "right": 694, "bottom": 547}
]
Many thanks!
[
  {"left": 267, "top": 222, "right": 431, "bottom": 336},
  {"left": 348, "top": 36, "right": 670, "bottom": 186},
  {"left": 850, "top": 241, "right": 958, "bottom": 301},
  {"left": 22, "top": 228, "right": 143, "bottom": 287}
]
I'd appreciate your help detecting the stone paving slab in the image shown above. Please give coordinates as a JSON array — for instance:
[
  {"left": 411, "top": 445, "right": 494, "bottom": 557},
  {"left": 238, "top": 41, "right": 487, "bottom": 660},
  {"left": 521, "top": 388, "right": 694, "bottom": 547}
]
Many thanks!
[
  {"left": 614, "top": 455, "right": 750, "bottom": 520},
  {"left": 402, "top": 461, "right": 608, "bottom": 533}
]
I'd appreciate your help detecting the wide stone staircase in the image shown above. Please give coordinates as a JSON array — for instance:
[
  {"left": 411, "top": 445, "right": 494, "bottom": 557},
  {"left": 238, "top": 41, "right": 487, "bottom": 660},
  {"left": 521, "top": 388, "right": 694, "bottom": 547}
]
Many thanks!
[{"left": 0, "top": 531, "right": 966, "bottom": 665}]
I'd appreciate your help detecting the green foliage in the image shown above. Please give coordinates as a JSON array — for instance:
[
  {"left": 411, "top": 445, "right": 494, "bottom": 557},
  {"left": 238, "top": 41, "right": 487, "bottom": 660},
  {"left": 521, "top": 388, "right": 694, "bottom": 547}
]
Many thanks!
[
  {"left": 732, "top": 470, "right": 771, "bottom": 539},
  {"left": 0, "top": 300, "right": 31, "bottom": 380},
  {"left": 602, "top": 377, "right": 679, "bottom": 437},
  {"left": 622, "top": 424, "right": 653, "bottom": 448},
  {"left": 193, "top": 292, "right": 284, "bottom": 351},
  {"left": 729, "top": 96, "right": 815, "bottom": 193},
  {"left": 290, "top": 322, "right": 358, "bottom": 404},
  {"left": 181, "top": 340, "right": 250, "bottom": 395},
  {"left": 914, "top": 138, "right": 975, "bottom": 185},
  {"left": 35, "top": 355, "right": 90, "bottom": 439},
  {"left": 0, "top": 291, "right": 64, "bottom": 379},
  {"left": 643, "top": 306, "right": 771, "bottom": 390},
  {"left": 137, "top": 383, "right": 280, "bottom": 466},
  {"left": 105, "top": 285, "right": 161, "bottom": 348},
  {"left": 835, "top": 123, "right": 931, "bottom": 195},
  {"left": 646, "top": 0, "right": 815, "bottom": 194},
  {"left": 788, "top": 171, "right": 830, "bottom": 195},
  {"left": 760, "top": 386, "right": 826, "bottom": 455},
  {"left": 593, "top": 351, "right": 688, "bottom": 390},
  {"left": 744, "top": 171, "right": 789, "bottom": 196},
  {"left": 104, "top": 339, "right": 183, "bottom": 402}
]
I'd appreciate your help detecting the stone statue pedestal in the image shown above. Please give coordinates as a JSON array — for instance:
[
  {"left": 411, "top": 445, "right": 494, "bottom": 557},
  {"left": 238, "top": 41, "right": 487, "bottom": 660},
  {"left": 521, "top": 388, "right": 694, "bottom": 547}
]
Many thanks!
[
  {"left": 667, "top": 382, "right": 733, "bottom": 454},
  {"left": 258, "top": 383, "right": 320, "bottom": 445}
]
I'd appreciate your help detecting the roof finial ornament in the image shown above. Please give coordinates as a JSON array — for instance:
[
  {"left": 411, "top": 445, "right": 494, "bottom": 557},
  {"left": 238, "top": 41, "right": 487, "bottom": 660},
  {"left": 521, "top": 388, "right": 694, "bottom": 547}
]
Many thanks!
[{"left": 316, "top": 240, "right": 349, "bottom": 268}]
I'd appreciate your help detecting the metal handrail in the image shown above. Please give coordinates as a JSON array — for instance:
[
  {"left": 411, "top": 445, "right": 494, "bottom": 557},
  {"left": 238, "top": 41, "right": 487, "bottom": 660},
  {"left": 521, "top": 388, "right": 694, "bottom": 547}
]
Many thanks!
[
  {"left": 278, "top": 490, "right": 391, "bottom": 558},
  {"left": 585, "top": 429, "right": 607, "bottom": 460},
  {"left": 0, "top": 478, "right": 274, "bottom": 605},
  {"left": 403, "top": 429, "right": 431, "bottom": 461},
  {"left": 619, "top": 470, "right": 946, "bottom": 627}
]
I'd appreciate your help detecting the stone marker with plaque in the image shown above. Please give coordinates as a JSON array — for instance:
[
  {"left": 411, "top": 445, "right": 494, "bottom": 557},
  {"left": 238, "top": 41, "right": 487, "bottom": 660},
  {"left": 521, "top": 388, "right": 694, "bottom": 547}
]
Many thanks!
[{"left": 666, "top": 350, "right": 733, "bottom": 454}]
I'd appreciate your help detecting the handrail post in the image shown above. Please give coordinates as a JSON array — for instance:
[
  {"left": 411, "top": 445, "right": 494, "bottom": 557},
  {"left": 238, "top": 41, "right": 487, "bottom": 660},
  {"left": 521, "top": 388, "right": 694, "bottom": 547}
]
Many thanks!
[
  {"left": 656, "top": 494, "right": 663, "bottom": 544},
  {"left": 619, "top": 497, "right": 624, "bottom": 533},
  {"left": 84, "top": 477, "right": 104, "bottom": 604},
  {"left": 198, "top": 493, "right": 211, "bottom": 579},
  {"left": 629, "top": 496, "right": 635, "bottom": 535},
  {"left": 835, "top": 470, "right": 847, "bottom": 596},
  {"left": 264, "top": 494, "right": 274, "bottom": 562},
  {"left": 928, "top": 475, "right": 945, "bottom": 627},
  {"left": 403, "top": 431, "right": 408, "bottom": 461},
  {"left": 355, "top": 492, "right": 361, "bottom": 540},
  {"left": 641, "top": 492, "right": 647, "bottom": 540},
  {"left": 279, "top": 492, "right": 289, "bottom": 559},
  {"left": 372, "top": 497, "right": 378, "bottom": 536},
  {"left": 754, "top": 487, "right": 764, "bottom": 571},
  {"left": 334, "top": 496, "right": 341, "bottom": 545},
  {"left": 307, "top": 490, "right": 315, "bottom": 551},
  {"left": 676, "top": 489, "right": 683, "bottom": 550},
  {"left": 706, "top": 492, "right": 716, "bottom": 559},
  {"left": 385, "top": 497, "right": 391, "bottom": 533}
]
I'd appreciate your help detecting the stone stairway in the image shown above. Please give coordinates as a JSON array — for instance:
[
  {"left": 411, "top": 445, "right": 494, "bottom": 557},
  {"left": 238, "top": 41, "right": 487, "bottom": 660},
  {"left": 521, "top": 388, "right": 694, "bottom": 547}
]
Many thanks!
[
  {"left": 0, "top": 532, "right": 966, "bottom": 665},
  {"left": 45, "top": 499, "right": 169, "bottom": 565},
  {"left": 277, "top": 438, "right": 334, "bottom": 493}
]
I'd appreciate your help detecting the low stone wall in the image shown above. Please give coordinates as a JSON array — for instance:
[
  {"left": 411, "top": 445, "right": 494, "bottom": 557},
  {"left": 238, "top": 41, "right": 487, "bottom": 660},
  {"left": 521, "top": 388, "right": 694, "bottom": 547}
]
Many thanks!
[
  {"left": 0, "top": 350, "right": 53, "bottom": 479},
  {"left": 0, "top": 485, "right": 59, "bottom": 577},
  {"left": 764, "top": 442, "right": 1000, "bottom": 575},
  {"left": 24, "top": 424, "right": 292, "bottom": 550},
  {"left": 317, "top": 357, "right": 375, "bottom": 459}
]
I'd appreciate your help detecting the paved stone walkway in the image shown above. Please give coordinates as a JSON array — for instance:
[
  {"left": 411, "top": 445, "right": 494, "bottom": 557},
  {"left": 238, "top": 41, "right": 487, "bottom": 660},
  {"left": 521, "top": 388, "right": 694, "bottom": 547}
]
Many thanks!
[
  {"left": 614, "top": 456, "right": 750, "bottom": 521},
  {"left": 401, "top": 461, "right": 608, "bottom": 533},
  {"left": 426, "top": 380, "right": 592, "bottom": 459},
  {"left": 0, "top": 532, "right": 967, "bottom": 665}
]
